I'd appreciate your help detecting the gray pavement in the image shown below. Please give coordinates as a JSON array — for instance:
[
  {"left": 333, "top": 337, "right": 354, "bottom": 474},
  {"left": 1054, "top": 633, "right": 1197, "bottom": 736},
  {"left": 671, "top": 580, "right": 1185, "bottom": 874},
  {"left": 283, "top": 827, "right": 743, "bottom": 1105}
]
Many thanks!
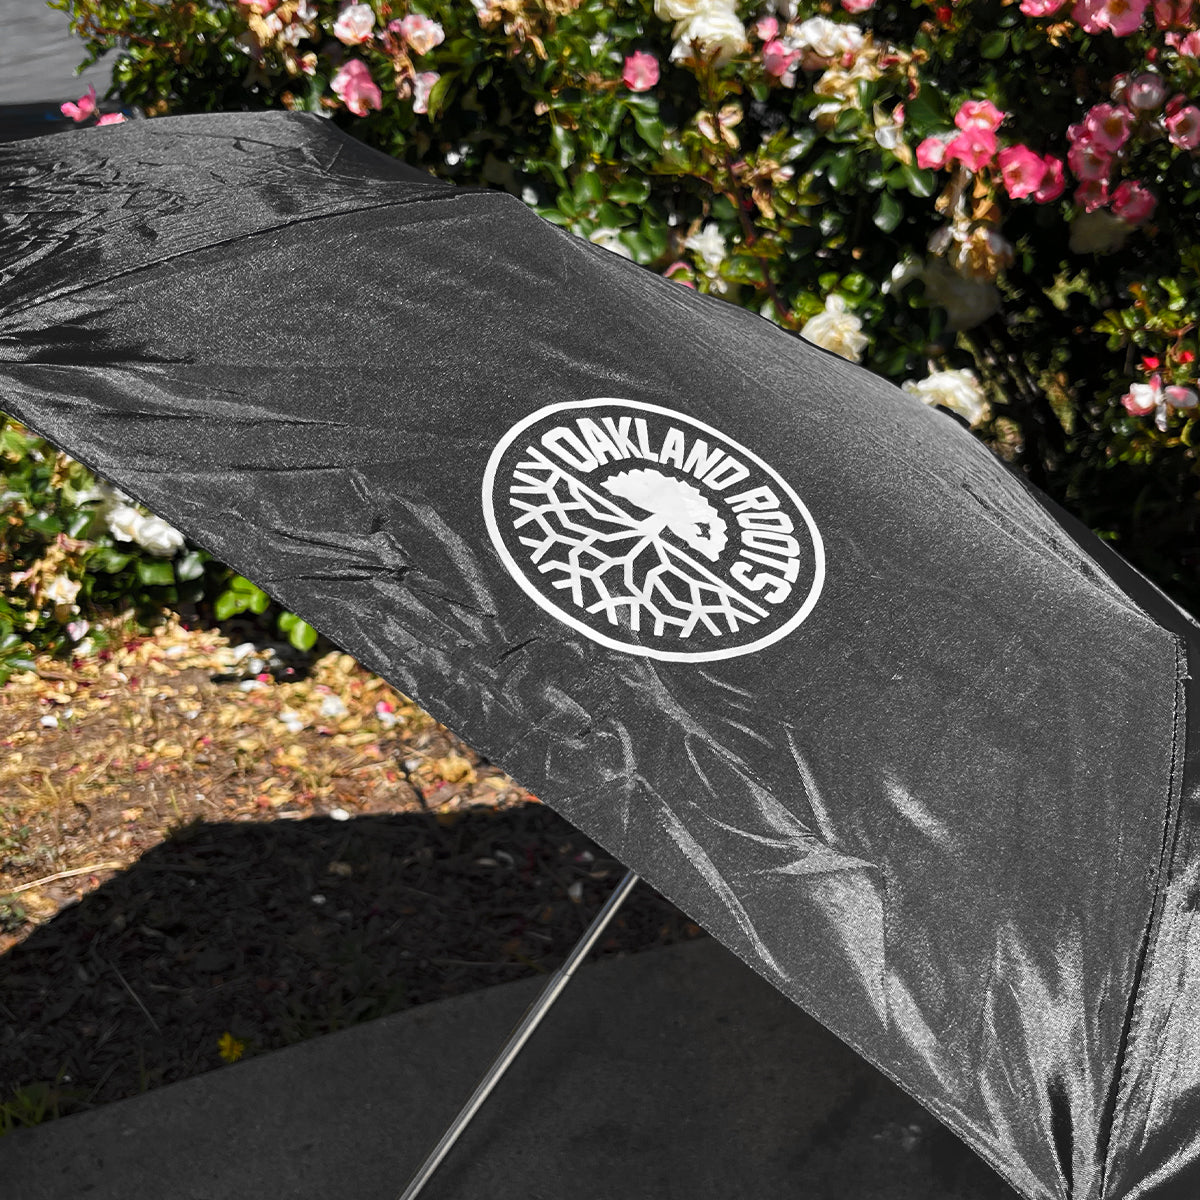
[
  {"left": 0, "top": 1, "right": 113, "bottom": 104},
  {"left": 0, "top": 939, "right": 1018, "bottom": 1200}
]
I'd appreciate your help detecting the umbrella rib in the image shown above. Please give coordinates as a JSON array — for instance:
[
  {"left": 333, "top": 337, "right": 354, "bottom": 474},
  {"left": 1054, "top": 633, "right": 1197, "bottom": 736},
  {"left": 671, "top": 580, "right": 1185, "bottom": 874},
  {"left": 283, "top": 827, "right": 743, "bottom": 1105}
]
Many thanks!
[{"left": 395, "top": 869, "right": 640, "bottom": 1200}]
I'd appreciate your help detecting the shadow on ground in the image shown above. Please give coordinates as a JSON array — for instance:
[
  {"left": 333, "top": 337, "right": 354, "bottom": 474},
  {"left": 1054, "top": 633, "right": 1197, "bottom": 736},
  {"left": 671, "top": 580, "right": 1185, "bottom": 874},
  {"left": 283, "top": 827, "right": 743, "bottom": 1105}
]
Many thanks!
[{"left": 0, "top": 803, "right": 699, "bottom": 1123}]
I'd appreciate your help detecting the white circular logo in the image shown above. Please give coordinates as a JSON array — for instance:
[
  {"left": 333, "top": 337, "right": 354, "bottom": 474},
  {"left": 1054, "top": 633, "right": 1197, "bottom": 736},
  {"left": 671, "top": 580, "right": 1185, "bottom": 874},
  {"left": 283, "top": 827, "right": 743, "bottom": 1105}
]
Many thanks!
[{"left": 482, "top": 399, "right": 825, "bottom": 662}]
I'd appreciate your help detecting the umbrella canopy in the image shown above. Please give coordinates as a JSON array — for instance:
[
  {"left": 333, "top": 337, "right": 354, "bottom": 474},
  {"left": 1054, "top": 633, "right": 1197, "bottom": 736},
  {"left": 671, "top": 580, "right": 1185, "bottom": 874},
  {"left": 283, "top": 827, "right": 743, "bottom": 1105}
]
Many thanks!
[{"left": 2, "top": 111, "right": 1198, "bottom": 1200}]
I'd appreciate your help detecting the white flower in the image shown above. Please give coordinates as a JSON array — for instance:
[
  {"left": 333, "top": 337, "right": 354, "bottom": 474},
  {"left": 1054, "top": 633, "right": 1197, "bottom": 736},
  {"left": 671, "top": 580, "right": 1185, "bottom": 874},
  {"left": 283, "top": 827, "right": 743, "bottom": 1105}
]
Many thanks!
[
  {"left": 281, "top": 22, "right": 305, "bottom": 46},
  {"left": 919, "top": 259, "right": 1001, "bottom": 332},
  {"left": 45, "top": 575, "right": 81, "bottom": 608},
  {"left": 412, "top": 71, "right": 439, "bottom": 115},
  {"left": 684, "top": 222, "right": 727, "bottom": 271},
  {"left": 295, "top": 0, "right": 319, "bottom": 21},
  {"left": 902, "top": 369, "right": 989, "bottom": 427},
  {"left": 279, "top": 709, "right": 306, "bottom": 735},
  {"left": 1069, "top": 210, "right": 1132, "bottom": 256},
  {"left": 333, "top": 2, "right": 375, "bottom": 45},
  {"left": 655, "top": 0, "right": 710, "bottom": 19},
  {"left": 134, "top": 515, "right": 185, "bottom": 557},
  {"left": 799, "top": 294, "right": 869, "bottom": 362},
  {"left": 792, "top": 16, "right": 864, "bottom": 59},
  {"left": 106, "top": 502, "right": 144, "bottom": 543},
  {"left": 588, "top": 228, "right": 633, "bottom": 259},
  {"left": 320, "top": 695, "right": 348, "bottom": 719},
  {"left": 666, "top": 0, "right": 747, "bottom": 65}
]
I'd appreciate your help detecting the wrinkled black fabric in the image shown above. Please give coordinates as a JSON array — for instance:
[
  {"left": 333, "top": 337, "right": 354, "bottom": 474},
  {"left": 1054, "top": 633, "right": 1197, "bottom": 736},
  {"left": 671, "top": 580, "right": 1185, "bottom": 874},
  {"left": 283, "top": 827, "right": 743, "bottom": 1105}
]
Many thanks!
[{"left": 1, "top": 112, "right": 1198, "bottom": 1200}]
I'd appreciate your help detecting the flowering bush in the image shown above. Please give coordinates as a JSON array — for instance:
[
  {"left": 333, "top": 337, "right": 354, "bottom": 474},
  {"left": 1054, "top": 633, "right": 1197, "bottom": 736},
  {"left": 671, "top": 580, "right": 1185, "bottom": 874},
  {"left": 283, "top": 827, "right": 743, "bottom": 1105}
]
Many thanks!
[
  {"left": 0, "top": 416, "right": 321, "bottom": 680},
  {"left": 0, "top": 417, "right": 207, "bottom": 682},
  {"left": 32, "top": 0, "right": 1200, "bottom": 617}
]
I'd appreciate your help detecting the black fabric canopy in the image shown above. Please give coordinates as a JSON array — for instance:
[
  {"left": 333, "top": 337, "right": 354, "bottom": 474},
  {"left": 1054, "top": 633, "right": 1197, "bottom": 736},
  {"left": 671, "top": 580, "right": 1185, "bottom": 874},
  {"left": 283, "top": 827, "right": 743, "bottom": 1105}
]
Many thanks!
[{"left": 2, "top": 111, "right": 1199, "bottom": 1200}]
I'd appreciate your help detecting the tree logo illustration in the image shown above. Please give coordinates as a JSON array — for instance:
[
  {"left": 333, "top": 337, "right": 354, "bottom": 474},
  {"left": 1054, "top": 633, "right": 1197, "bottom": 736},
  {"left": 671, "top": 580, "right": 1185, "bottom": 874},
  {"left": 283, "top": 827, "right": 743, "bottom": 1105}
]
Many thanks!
[{"left": 483, "top": 399, "right": 825, "bottom": 662}]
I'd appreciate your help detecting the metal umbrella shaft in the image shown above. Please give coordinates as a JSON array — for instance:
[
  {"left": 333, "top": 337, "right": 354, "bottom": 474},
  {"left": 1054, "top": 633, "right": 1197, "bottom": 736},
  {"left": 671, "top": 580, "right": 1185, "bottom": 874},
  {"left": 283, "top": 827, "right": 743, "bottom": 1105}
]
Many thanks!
[{"left": 397, "top": 868, "right": 641, "bottom": 1200}]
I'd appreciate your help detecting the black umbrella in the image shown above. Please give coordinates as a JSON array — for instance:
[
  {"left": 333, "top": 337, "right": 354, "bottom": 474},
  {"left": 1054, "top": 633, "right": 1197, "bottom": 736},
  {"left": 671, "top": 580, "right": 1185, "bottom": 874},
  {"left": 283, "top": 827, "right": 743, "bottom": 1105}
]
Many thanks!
[{"left": 2, "top": 111, "right": 1198, "bottom": 1200}]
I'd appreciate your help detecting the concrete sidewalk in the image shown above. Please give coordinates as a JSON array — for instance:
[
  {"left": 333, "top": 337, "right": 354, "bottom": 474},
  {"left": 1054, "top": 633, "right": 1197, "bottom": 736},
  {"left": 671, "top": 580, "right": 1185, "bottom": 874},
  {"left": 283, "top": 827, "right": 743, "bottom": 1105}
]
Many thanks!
[{"left": 0, "top": 939, "right": 1017, "bottom": 1200}]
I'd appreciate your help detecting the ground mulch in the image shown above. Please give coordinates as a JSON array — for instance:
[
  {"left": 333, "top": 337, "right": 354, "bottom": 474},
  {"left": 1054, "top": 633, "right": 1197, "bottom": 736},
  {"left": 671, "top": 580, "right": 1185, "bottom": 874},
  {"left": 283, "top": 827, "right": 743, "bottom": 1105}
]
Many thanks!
[{"left": 0, "top": 615, "right": 700, "bottom": 1132}]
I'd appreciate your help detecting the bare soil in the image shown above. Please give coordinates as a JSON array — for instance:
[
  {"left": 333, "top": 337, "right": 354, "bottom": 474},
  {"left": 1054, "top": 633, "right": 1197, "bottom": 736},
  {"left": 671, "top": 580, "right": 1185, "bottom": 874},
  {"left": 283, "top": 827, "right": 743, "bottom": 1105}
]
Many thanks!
[{"left": 0, "top": 616, "right": 699, "bottom": 1131}]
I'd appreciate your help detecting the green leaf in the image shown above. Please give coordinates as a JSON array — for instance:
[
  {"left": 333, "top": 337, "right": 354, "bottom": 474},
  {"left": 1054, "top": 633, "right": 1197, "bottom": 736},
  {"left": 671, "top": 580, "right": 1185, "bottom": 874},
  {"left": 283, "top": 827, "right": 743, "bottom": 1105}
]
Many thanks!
[
  {"left": 66, "top": 511, "right": 92, "bottom": 538},
  {"left": 608, "top": 176, "right": 651, "bottom": 205},
  {"left": 630, "top": 108, "right": 664, "bottom": 151},
  {"left": 215, "top": 590, "right": 242, "bottom": 621},
  {"left": 899, "top": 162, "right": 936, "bottom": 198},
  {"left": 873, "top": 192, "right": 903, "bottom": 233},
  {"left": 88, "top": 547, "right": 134, "bottom": 574},
  {"left": 176, "top": 550, "right": 206, "bottom": 582},
  {"left": 980, "top": 31, "right": 1008, "bottom": 58},
  {"left": 425, "top": 71, "right": 456, "bottom": 121},
  {"left": 575, "top": 169, "right": 603, "bottom": 205},
  {"left": 903, "top": 87, "right": 945, "bottom": 137},
  {"left": 25, "top": 513, "right": 62, "bottom": 536},
  {"left": 287, "top": 618, "right": 318, "bottom": 652},
  {"left": 550, "top": 124, "right": 575, "bottom": 172},
  {"left": 136, "top": 558, "right": 175, "bottom": 587},
  {"left": 247, "top": 585, "right": 270, "bottom": 615},
  {"left": 825, "top": 150, "right": 854, "bottom": 190}
]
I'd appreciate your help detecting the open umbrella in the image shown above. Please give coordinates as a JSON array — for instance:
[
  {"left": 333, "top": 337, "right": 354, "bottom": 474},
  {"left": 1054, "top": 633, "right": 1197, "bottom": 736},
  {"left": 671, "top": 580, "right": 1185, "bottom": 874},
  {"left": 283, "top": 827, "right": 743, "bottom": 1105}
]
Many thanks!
[{"left": 2, "top": 111, "right": 1198, "bottom": 1200}]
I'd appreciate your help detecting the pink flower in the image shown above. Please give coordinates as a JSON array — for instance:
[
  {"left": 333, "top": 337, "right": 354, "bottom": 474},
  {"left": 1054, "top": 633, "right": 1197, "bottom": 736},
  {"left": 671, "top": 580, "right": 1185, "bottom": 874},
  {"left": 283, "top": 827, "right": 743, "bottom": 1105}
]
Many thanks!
[
  {"left": 1121, "top": 373, "right": 1198, "bottom": 428},
  {"left": 1154, "top": 0, "right": 1193, "bottom": 24},
  {"left": 754, "top": 15, "right": 780, "bottom": 39},
  {"left": 1165, "top": 104, "right": 1200, "bottom": 149},
  {"left": 841, "top": 0, "right": 877, "bottom": 11},
  {"left": 1074, "top": 179, "right": 1110, "bottom": 210},
  {"left": 1122, "top": 376, "right": 1160, "bottom": 415},
  {"left": 622, "top": 50, "right": 660, "bottom": 92},
  {"left": 916, "top": 135, "right": 952, "bottom": 169},
  {"left": 1067, "top": 139, "right": 1113, "bottom": 183},
  {"left": 1083, "top": 103, "right": 1133, "bottom": 152},
  {"left": 945, "top": 126, "right": 997, "bottom": 171},
  {"left": 763, "top": 39, "right": 800, "bottom": 78},
  {"left": 954, "top": 99, "right": 1006, "bottom": 132},
  {"left": 333, "top": 2, "right": 375, "bottom": 44},
  {"left": 394, "top": 14, "right": 445, "bottom": 54},
  {"left": 663, "top": 261, "right": 697, "bottom": 288},
  {"left": 893, "top": 104, "right": 905, "bottom": 125},
  {"left": 412, "top": 71, "right": 439, "bottom": 115},
  {"left": 1073, "top": 0, "right": 1150, "bottom": 36},
  {"left": 1174, "top": 30, "right": 1200, "bottom": 54},
  {"left": 1020, "top": 0, "right": 1067, "bottom": 13},
  {"left": 1165, "top": 384, "right": 1199, "bottom": 408},
  {"left": 998, "top": 145, "right": 1048, "bottom": 199},
  {"left": 1035, "top": 155, "right": 1066, "bottom": 202},
  {"left": 1073, "top": 0, "right": 1108, "bottom": 29},
  {"left": 61, "top": 85, "right": 96, "bottom": 122},
  {"left": 238, "top": 0, "right": 278, "bottom": 9},
  {"left": 1127, "top": 73, "right": 1167, "bottom": 109},
  {"left": 1111, "top": 180, "right": 1157, "bottom": 223},
  {"left": 331, "top": 58, "right": 382, "bottom": 116},
  {"left": 96, "top": 113, "right": 126, "bottom": 126}
]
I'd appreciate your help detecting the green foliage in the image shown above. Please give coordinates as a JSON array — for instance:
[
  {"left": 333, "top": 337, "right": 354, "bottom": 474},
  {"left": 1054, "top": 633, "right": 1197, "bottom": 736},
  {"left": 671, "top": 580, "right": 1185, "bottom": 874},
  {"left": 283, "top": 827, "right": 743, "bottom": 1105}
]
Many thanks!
[{"left": 0, "top": 415, "right": 312, "bottom": 676}]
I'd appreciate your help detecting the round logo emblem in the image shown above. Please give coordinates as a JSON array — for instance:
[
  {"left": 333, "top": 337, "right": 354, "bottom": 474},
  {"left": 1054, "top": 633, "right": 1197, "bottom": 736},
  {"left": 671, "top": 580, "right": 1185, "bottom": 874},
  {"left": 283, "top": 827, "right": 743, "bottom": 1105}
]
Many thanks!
[{"left": 482, "top": 399, "right": 825, "bottom": 662}]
